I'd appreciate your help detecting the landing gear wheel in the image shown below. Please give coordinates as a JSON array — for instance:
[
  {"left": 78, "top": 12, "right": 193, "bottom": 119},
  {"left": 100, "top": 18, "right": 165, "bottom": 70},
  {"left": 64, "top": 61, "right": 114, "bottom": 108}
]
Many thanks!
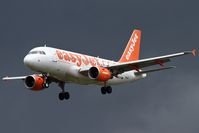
[
  {"left": 59, "top": 93, "right": 65, "bottom": 101},
  {"left": 107, "top": 86, "right": 112, "bottom": 94},
  {"left": 58, "top": 82, "right": 70, "bottom": 101},
  {"left": 101, "top": 86, "right": 112, "bottom": 95},
  {"left": 101, "top": 87, "right": 106, "bottom": 95},
  {"left": 64, "top": 92, "right": 70, "bottom": 100}
]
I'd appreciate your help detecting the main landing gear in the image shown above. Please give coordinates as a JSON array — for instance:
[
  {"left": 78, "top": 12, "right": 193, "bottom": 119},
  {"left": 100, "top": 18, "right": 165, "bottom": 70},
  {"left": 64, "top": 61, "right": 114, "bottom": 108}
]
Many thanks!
[
  {"left": 101, "top": 86, "right": 112, "bottom": 95},
  {"left": 58, "top": 82, "right": 70, "bottom": 101}
]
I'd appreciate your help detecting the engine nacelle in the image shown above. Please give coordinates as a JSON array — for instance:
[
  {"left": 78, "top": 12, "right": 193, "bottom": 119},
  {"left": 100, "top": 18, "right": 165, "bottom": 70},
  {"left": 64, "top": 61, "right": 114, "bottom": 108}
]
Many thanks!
[
  {"left": 24, "top": 75, "right": 46, "bottom": 91},
  {"left": 88, "top": 67, "right": 112, "bottom": 81}
]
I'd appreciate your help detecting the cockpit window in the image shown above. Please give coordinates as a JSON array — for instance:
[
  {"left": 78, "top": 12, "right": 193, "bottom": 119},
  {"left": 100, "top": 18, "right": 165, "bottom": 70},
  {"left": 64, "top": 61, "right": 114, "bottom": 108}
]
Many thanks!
[{"left": 28, "top": 51, "right": 46, "bottom": 55}]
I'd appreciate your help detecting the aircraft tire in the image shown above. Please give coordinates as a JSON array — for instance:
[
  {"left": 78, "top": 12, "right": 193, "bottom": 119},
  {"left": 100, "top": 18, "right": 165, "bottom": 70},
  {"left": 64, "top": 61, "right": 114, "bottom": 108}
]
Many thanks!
[
  {"left": 107, "top": 86, "right": 112, "bottom": 94},
  {"left": 101, "top": 87, "right": 106, "bottom": 95},
  {"left": 64, "top": 92, "right": 70, "bottom": 100},
  {"left": 59, "top": 93, "right": 65, "bottom": 101}
]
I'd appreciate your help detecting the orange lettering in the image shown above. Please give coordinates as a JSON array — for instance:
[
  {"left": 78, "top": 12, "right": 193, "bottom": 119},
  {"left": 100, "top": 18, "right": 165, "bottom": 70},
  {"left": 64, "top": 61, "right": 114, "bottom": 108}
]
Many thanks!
[
  {"left": 94, "top": 58, "right": 100, "bottom": 66},
  {"left": 69, "top": 53, "right": 76, "bottom": 63},
  {"left": 56, "top": 50, "right": 63, "bottom": 60},
  {"left": 75, "top": 54, "right": 82, "bottom": 67},
  {"left": 63, "top": 52, "right": 70, "bottom": 61},
  {"left": 89, "top": 57, "right": 96, "bottom": 66},
  {"left": 82, "top": 55, "right": 89, "bottom": 65}
]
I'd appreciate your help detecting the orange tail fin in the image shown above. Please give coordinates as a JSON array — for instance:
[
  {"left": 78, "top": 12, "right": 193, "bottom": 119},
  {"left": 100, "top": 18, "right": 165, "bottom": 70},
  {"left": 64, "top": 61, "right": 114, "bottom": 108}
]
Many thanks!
[{"left": 119, "top": 29, "right": 141, "bottom": 63}]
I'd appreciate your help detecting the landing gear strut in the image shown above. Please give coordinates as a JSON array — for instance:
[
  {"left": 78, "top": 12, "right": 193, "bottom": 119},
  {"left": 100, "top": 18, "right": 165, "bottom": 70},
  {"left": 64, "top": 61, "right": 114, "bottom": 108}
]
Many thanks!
[
  {"left": 101, "top": 86, "right": 112, "bottom": 95},
  {"left": 58, "top": 82, "right": 70, "bottom": 101},
  {"left": 42, "top": 73, "right": 50, "bottom": 88},
  {"left": 43, "top": 83, "right": 49, "bottom": 88}
]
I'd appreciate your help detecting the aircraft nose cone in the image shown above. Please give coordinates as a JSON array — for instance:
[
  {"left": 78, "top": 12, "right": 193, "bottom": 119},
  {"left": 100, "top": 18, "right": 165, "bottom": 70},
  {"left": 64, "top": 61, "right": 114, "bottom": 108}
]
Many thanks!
[{"left": 24, "top": 55, "right": 32, "bottom": 66}]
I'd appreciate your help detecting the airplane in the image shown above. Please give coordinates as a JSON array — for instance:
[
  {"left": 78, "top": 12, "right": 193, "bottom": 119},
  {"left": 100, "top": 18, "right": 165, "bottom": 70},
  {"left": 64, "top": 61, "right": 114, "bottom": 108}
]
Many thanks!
[{"left": 2, "top": 29, "right": 197, "bottom": 101}]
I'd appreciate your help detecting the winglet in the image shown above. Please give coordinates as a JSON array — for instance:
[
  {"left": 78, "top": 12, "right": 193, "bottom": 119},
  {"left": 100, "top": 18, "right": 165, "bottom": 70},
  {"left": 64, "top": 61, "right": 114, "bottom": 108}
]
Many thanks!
[{"left": 192, "top": 49, "right": 197, "bottom": 56}]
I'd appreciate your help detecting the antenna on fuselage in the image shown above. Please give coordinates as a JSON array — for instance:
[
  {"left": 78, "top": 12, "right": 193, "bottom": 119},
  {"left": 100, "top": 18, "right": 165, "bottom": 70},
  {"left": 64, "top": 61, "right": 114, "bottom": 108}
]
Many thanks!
[{"left": 44, "top": 44, "right": 47, "bottom": 47}]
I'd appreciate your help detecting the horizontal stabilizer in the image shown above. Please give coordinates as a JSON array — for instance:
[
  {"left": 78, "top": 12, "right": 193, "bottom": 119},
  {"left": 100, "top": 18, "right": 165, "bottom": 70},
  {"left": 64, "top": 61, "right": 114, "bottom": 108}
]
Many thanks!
[{"left": 135, "top": 66, "right": 176, "bottom": 75}]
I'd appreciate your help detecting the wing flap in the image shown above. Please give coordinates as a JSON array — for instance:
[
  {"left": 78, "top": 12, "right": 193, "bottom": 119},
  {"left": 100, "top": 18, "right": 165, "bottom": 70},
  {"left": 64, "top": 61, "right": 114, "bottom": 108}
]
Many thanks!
[{"left": 135, "top": 66, "right": 176, "bottom": 75}]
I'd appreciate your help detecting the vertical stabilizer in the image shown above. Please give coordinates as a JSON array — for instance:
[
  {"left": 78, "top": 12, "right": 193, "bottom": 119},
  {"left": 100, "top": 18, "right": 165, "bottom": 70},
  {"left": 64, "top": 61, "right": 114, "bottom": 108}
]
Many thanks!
[{"left": 119, "top": 29, "right": 141, "bottom": 63}]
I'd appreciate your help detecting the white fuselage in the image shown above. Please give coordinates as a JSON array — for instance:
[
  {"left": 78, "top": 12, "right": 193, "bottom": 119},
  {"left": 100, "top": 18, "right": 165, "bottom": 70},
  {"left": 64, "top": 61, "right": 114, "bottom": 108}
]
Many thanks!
[{"left": 23, "top": 47, "right": 146, "bottom": 86}]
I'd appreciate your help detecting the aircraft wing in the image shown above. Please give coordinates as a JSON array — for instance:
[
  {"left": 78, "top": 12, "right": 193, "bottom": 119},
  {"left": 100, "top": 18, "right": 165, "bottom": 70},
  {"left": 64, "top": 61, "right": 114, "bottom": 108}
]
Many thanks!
[
  {"left": 2, "top": 74, "right": 59, "bottom": 83},
  {"left": 108, "top": 49, "right": 196, "bottom": 74},
  {"left": 79, "top": 49, "right": 196, "bottom": 75},
  {"left": 2, "top": 76, "right": 27, "bottom": 81}
]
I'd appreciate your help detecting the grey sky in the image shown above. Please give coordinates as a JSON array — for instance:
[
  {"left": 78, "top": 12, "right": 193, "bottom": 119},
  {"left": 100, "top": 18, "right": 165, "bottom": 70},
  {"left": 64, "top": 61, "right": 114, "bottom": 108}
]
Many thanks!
[{"left": 0, "top": 0, "right": 199, "bottom": 133}]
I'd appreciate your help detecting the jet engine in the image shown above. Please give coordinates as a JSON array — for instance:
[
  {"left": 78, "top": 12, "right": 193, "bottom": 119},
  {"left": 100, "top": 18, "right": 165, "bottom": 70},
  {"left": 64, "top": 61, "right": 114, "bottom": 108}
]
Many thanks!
[
  {"left": 88, "top": 67, "right": 112, "bottom": 81},
  {"left": 24, "top": 75, "right": 46, "bottom": 91}
]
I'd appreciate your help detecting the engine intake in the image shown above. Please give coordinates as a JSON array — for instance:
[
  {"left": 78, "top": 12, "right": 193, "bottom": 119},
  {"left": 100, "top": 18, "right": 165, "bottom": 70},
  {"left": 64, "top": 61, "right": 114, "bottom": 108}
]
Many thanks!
[
  {"left": 25, "top": 75, "right": 46, "bottom": 91},
  {"left": 88, "top": 67, "right": 112, "bottom": 81}
]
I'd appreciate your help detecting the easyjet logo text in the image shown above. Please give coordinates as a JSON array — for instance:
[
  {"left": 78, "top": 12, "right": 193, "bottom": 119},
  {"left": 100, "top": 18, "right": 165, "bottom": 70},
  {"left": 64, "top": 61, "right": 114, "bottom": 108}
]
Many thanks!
[
  {"left": 56, "top": 50, "right": 112, "bottom": 67},
  {"left": 125, "top": 33, "right": 138, "bottom": 60}
]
